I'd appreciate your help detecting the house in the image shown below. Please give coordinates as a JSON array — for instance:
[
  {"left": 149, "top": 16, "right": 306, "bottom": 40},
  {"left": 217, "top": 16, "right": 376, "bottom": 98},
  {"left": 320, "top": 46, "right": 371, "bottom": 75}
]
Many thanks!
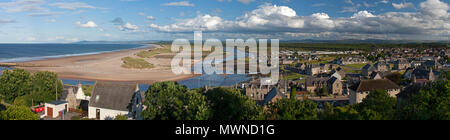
[
  {"left": 305, "top": 77, "right": 329, "bottom": 93},
  {"left": 328, "top": 77, "right": 343, "bottom": 95},
  {"left": 262, "top": 88, "right": 287, "bottom": 106},
  {"left": 421, "top": 60, "right": 443, "bottom": 70},
  {"left": 61, "top": 85, "right": 78, "bottom": 111},
  {"left": 361, "top": 64, "right": 376, "bottom": 77},
  {"left": 349, "top": 79, "right": 401, "bottom": 104},
  {"left": 330, "top": 67, "right": 346, "bottom": 80},
  {"left": 374, "top": 62, "right": 388, "bottom": 72},
  {"left": 394, "top": 59, "right": 410, "bottom": 70},
  {"left": 76, "top": 82, "right": 90, "bottom": 101},
  {"left": 45, "top": 100, "right": 69, "bottom": 118},
  {"left": 88, "top": 81, "right": 143, "bottom": 120},
  {"left": 306, "top": 64, "right": 321, "bottom": 76},
  {"left": 334, "top": 57, "right": 367, "bottom": 65},
  {"left": 346, "top": 74, "right": 362, "bottom": 85},
  {"left": 370, "top": 72, "right": 382, "bottom": 80},
  {"left": 411, "top": 68, "right": 437, "bottom": 84}
]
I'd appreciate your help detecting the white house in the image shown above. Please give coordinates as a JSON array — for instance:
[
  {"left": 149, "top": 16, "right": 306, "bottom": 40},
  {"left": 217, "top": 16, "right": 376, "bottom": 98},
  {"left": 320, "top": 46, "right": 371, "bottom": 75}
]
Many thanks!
[
  {"left": 45, "top": 101, "right": 69, "bottom": 118},
  {"left": 76, "top": 82, "right": 90, "bottom": 100},
  {"left": 88, "top": 81, "right": 143, "bottom": 120}
]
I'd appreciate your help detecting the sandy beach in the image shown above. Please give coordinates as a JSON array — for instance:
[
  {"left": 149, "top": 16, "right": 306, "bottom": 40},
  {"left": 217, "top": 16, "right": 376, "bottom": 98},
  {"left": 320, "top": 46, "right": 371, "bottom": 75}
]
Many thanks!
[{"left": 14, "top": 44, "right": 195, "bottom": 84}]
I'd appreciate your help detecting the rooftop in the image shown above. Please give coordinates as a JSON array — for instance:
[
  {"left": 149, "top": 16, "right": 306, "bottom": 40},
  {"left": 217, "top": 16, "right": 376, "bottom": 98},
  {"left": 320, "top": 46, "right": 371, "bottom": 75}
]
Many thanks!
[{"left": 352, "top": 79, "right": 400, "bottom": 92}]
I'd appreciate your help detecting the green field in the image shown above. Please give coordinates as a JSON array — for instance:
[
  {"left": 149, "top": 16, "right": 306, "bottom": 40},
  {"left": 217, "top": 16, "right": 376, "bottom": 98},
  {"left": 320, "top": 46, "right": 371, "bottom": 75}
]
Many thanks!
[
  {"left": 121, "top": 57, "right": 154, "bottom": 69},
  {"left": 345, "top": 63, "right": 367, "bottom": 69}
]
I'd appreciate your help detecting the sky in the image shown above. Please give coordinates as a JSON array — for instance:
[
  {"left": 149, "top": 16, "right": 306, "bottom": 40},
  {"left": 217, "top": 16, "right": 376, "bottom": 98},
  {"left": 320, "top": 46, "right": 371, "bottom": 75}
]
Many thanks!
[{"left": 0, "top": 0, "right": 448, "bottom": 43}]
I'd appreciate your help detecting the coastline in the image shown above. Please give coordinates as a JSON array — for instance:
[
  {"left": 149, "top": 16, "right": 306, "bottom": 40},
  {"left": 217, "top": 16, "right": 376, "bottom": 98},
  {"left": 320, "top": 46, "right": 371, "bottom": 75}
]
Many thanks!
[{"left": 12, "top": 44, "right": 196, "bottom": 84}]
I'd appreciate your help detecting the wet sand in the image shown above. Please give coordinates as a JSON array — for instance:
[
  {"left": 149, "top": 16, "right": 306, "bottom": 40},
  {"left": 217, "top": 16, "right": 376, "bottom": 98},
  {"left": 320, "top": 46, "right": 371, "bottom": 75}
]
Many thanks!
[{"left": 15, "top": 44, "right": 195, "bottom": 84}]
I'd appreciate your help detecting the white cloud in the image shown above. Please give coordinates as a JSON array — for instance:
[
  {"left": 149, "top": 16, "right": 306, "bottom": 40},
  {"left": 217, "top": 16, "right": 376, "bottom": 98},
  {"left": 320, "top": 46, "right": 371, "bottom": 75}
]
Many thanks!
[
  {"left": 379, "top": 0, "right": 389, "bottom": 4},
  {"left": 351, "top": 11, "right": 376, "bottom": 18},
  {"left": 419, "top": 0, "right": 449, "bottom": 18},
  {"left": 237, "top": 0, "right": 254, "bottom": 5},
  {"left": 119, "top": 22, "right": 139, "bottom": 31},
  {"left": 150, "top": 14, "right": 224, "bottom": 32},
  {"left": 162, "top": 1, "right": 195, "bottom": 7},
  {"left": 149, "top": 0, "right": 450, "bottom": 40},
  {"left": 392, "top": 2, "right": 415, "bottom": 9},
  {"left": 146, "top": 16, "right": 155, "bottom": 20},
  {"left": 49, "top": 2, "right": 96, "bottom": 10},
  {"left": 76, "top": 21, "right": 98, "bottom": 28},
  {"left": 0, "top": 0, "right": 47, "bottom": 13},
  {"left": 0, "top": 19, "right": 15, "bottom": 24}
]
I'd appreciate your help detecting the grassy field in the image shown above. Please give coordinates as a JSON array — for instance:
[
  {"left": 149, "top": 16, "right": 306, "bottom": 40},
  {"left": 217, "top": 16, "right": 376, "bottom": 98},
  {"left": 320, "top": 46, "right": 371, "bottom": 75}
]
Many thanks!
[
  {"left": 137, "top": 45, "right": 172, "bottom": 58},
  {"left": 121, "top": 57, "right": 154, "bottom": 69},
  {"left": 345, "top": 63, "right": 367, "bottom": 69},
  {"left": 282, "top": 73, "right": 307, "bottom": 81},
  {"left": 341, "top": 66, "right": 362, "bottom": 74}
]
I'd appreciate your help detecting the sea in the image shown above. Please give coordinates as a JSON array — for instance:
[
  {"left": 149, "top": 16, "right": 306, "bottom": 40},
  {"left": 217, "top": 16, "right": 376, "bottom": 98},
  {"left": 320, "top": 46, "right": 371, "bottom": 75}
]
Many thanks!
[
  {"left": 0, "top": 43, "right": 146, "bottom": 62},
  {"left": 0, "top": 43, "right": 252, "bottom": 92}
]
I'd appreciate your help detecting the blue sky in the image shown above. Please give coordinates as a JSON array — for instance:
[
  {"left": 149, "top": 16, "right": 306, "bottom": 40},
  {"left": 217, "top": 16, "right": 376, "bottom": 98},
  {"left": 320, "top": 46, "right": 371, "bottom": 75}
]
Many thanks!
[{"left": 0, "top": 0, "right": 448, "bottom": 43}]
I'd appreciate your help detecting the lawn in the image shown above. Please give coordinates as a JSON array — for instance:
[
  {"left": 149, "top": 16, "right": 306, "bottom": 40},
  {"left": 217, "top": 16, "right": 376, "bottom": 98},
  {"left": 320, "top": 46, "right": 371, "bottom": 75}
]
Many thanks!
[
  {"left": 281, "top": 69, "right": 307, "bottom": 80},
  {"left": 345, "top": 63, "right": 367, "bottom": 69},
  {"left": 121, "top": 57, "right": 154, "bottom": 69},
  {"left": 341, "top": 66, "right": 361, "bottom": 74}
]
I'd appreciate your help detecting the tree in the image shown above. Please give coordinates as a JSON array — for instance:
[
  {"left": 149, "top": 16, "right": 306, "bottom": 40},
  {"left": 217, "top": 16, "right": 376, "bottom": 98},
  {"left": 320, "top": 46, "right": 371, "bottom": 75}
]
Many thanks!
[
  {"left": 0, "top": 69, "right": 32, "bottom": 103},
  {"left": 267, "top": 99, "right": 318, "bottom": 120},
  {"left": 358, "top": 108, "right": 383, "bottom": 120},
  {"left": 319, "top": 103, "right": 359, "bottom": 120},
  {"left": 141, "top": 82, "right": 211, "bottom": 120},
  {"left": 30, "top": 71, "right": 63, "bottom": 104},
  {"left": 0, "top": 105, "right": 39, "bottom": 120},
  {"left": 205, "top": 87, "right": 264, "bottom": 120},
  {"left": 385, "top": 73, "right": 403, "bottom": 85},
  {"left": 396, "top": 81, "right": 450, "bottom": 120},
  {"left": 290, "top": 87, "right": 297, "bottom": 99},
  {"left": 357, "top": 90, "right": 396, "bottom": 120},
  {"left": 317, "top": 85, "right": 328, "bottom": 97}
]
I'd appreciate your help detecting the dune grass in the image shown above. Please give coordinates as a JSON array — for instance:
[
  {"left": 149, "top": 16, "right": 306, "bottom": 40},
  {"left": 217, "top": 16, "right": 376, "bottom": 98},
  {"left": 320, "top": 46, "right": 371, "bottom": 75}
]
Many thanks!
[
  {"left": 137, "top": 46, "right": 172, "bottom": 58},
  {"left": 121, "top": 57, "right": 154, "bottom": 69}
]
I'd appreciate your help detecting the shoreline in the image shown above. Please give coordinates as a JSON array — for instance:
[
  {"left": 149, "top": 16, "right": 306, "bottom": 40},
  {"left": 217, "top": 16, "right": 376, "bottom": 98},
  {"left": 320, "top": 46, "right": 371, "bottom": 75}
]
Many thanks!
[{"left": 12, "top": 44, "right": 197, "bottom": 84}]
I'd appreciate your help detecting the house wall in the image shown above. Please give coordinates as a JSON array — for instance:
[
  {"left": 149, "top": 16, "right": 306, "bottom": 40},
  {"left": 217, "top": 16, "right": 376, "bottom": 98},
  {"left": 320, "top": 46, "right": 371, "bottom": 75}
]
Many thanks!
[
  {"left": 329, "top": 82, "right": 342, "bottom": 95},
  {"left": 45, "top": 103, "right": 68, "bottom": 118},
  {"left": 362, "top": 69, "right": 372, "bottom": 77},
  {"left": 88, "top": 106, "right": 129, "bottom": 120},
  {"left": 306, "top": 86, "right": 317, "bottom": 93},
  {"left": 349, "top": 89, "right": 401, "bottom": 104}
]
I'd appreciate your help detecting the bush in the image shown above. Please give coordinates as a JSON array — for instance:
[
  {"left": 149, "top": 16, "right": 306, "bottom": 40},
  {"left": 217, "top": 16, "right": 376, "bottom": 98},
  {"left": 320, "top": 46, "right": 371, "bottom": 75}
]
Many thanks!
[{"left": 121, "top": 57, "right": 154, "bottom": 69}]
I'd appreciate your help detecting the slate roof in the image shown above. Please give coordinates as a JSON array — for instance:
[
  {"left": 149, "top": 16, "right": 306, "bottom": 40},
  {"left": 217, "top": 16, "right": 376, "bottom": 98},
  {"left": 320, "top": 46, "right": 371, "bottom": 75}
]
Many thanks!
[
  {"left": 48, "top": 100, "right": 68, "bottom": 105},
  {"left": 89, "top": 81, "right": 138, "bottom": 111},
  {"left": 263, "top": 88, "right": 286, "bottom": 105},
  {"left": 328, "top": 76, "right": 340, "bottom": 84},
  {"left": 305, "top": 77, "right": 329, "bottom": 87},
  {"left": 61, "top": 85, "right": 76, "bottom": 100},
  {"left": 362, "top": 64, "right": 375, "bottom": 71},
  {"left": 350, "top": 79, "right": 400, "bottom": 92}
]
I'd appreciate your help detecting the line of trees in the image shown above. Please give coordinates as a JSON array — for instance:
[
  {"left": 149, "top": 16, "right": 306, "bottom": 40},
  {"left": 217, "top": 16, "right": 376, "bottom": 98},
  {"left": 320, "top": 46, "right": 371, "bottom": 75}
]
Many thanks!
[
  {"left": 0, "top": 69, "right": 62, "bottom": 106},
  {"left": 141, "top": 80, "right": 449, "bottom": 120},
  {"left": 0, "top": 68, "right": 62, "bottom": 120}
]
